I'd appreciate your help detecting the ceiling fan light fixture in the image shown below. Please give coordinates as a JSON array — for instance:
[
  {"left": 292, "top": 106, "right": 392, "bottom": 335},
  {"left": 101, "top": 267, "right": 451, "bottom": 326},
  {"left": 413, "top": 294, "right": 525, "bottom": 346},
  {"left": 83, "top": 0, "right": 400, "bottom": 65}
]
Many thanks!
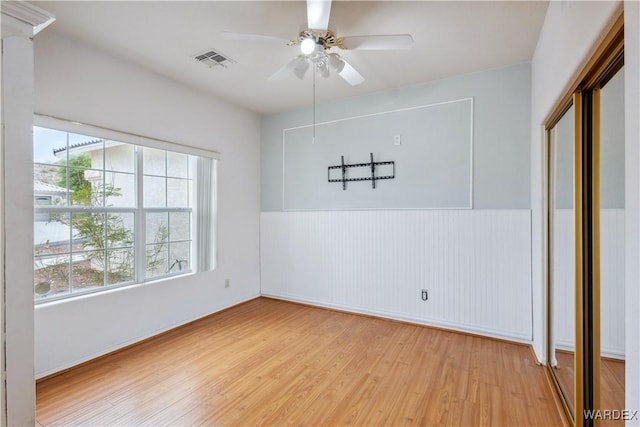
[
  {"left": 300, "top": 37, "right": 316, "bottom": 55},
  {"left": 223, "top": 0, "right": 416, "bottom": 89},
  {"left": 318, "top": 61, "right": 330, "bottom": 78},
  {"left": 292, "top": 58, "right": 310, "bottom": 79},
  {"left": 328, "top": 53, "right": 344, "bottom": 73}
]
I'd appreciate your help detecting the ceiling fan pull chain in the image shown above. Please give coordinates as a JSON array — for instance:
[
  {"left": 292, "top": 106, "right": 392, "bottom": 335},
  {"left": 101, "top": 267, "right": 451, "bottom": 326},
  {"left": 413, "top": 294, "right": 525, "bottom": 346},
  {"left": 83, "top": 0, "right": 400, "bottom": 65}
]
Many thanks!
[{"left": 312, "top": 62, "right": 316, "bottom": 144}]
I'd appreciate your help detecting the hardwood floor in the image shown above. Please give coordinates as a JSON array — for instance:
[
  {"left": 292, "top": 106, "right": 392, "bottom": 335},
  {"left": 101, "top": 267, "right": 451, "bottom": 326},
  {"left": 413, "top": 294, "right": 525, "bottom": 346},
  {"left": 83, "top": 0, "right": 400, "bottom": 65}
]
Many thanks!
[{"left": 37, "top": 298, "right": 563, "bottom": 426}]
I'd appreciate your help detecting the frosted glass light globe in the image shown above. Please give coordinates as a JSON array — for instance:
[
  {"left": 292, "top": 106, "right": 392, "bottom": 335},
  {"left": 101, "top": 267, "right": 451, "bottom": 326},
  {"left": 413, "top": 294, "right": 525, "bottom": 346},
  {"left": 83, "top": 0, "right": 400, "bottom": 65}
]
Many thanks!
[{"left": 300, "top": 38, "right": 316, "bottom": 55}]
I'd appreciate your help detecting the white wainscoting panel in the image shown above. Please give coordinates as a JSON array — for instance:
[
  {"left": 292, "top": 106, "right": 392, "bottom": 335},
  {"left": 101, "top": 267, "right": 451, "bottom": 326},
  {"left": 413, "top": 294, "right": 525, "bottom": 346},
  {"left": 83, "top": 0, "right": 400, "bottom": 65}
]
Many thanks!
[
  {"left": 600, "top": 209, "right": 625, "bottom": 358},
  {"left": 552, "top": 209, "right": 575, "bottom": 351},
  {"left": 552, "top": 209, "right": 625, "bottom": 359},
  {"left": 260, "top": 210, "right": 533, "bottom": 341}
]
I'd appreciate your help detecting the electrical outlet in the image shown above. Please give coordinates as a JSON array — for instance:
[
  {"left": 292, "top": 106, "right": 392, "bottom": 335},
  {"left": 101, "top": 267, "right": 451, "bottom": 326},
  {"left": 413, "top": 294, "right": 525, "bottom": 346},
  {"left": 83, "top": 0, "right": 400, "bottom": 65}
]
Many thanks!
[
  {"left": 393, "top": 135, "right": 402, "bottom": 146},
  {"left": 421, "top": 289, "right": 428, "bottom": 301},
  {"left": 225, "top": 279, "right": 230, "bottom": 288}
]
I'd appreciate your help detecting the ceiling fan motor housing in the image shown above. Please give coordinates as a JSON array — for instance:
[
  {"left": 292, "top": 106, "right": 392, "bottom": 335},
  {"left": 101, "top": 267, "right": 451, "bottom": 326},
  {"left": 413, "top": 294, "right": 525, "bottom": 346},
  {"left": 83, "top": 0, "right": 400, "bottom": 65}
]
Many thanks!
[{"left": 298, "top": 30, "right": 343, "bottom": 51}]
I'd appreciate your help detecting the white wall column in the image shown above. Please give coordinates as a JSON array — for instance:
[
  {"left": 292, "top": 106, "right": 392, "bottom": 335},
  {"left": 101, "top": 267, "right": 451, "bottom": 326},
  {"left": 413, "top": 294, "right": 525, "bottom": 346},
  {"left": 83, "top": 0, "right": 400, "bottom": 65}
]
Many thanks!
[
  {"left": 624, "top": 1, "right": 640, "bottom": 421},
  {"left": 1, "top": 4, "right": 54, "bottom": 426}
]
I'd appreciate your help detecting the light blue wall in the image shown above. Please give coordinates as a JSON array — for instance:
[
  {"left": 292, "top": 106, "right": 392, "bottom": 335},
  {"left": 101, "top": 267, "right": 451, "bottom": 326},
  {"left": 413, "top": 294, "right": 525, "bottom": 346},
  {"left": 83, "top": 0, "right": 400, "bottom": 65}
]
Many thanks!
[
  {"left": 261, "top": 63, "right": 532, "bottom": 211},
  {"left": 282, "top": 99, "right": 472, "bottom": 210}
]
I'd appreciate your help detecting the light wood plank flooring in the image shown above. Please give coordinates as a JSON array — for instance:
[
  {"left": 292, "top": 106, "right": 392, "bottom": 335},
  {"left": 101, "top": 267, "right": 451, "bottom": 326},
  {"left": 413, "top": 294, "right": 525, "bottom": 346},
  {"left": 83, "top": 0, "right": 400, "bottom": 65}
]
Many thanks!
[{"left": 37, "top": 298, "right": 563, "bottom": 426}]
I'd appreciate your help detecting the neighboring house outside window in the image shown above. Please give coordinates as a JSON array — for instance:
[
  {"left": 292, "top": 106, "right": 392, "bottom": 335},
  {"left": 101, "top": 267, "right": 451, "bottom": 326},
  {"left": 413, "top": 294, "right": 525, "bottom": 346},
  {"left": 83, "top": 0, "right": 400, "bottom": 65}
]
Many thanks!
[{"left": 33, "top": 123, "right": 215, "bottom": 302}]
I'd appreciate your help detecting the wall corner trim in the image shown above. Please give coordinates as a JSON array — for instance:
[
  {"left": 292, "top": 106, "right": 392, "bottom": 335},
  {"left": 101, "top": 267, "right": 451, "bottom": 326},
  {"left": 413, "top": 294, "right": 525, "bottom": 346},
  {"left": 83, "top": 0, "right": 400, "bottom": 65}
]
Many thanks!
[{"left": 1, "top": 1, "right": 55, "bottom": 35}]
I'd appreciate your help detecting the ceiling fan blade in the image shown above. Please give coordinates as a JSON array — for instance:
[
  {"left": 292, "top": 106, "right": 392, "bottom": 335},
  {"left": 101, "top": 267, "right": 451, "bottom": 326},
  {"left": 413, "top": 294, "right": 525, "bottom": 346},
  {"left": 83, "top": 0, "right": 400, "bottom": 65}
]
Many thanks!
[
  {"left": 221, "top": 32, "right": 290, "bottom": 46},
  {"left": 340, "top": 34, "right": 414, "bottom": 50},
  {"left": 337, "top": 58, "right": 364, "bottom": 86},
  {"left": 268, "top": 56, "right": 309, "bottom": 82},
  {"left": 307, "top": 0, "right": 332, "bottom": 31}
]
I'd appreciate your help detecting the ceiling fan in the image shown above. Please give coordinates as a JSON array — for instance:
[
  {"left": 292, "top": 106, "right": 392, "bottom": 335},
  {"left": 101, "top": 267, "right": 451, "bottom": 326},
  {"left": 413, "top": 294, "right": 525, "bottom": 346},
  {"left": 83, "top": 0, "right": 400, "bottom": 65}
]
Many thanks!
[{"left": 222, "top": 0, "right": 413, "bottom": 86}]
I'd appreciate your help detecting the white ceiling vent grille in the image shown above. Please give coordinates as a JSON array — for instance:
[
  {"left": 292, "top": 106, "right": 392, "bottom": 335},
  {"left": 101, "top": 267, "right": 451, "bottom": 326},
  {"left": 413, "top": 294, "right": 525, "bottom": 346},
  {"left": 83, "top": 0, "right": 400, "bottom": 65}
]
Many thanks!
[{"left": 192, "top": 49, "right": 236, "bottom": 68}]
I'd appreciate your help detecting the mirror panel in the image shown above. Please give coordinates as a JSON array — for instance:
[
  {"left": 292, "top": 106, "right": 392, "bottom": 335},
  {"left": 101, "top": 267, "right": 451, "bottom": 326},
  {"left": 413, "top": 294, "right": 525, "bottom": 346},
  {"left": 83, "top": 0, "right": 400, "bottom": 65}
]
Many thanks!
[
  {"left": 549, "top": 104, "right": 576, "bottom": 418},
  {"left": 599, "top": 65, "right": 625, "bottom": 424}
]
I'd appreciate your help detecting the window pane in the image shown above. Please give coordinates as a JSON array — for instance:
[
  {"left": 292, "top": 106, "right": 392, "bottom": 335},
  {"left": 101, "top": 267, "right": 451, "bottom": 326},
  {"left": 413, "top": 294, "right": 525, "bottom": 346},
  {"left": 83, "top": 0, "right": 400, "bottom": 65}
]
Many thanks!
[
  {"left": 106, "top": 212, "right": 134, "bottom": 249},
  {"left": 66, "top": 133, "right": 103, "bottom": 169},
  {"left": 146, "top": 244, "right": 168, "bottom": 278},
  {"left": 34, "top": 127, "right": 67, "bottom": 165},
  {"left": 34, "top": 164, "right": 68, "bottom": 189},
  {"left": 106, "top": 172, "right": 135, "bottom": 207},
  {"left": 34, "top": 254, "right": 70, "bottom": 299},
  {"left": 72, "top": 212, "right": 106, "bottom": 252},
  {"left": 70, "top": 150, "right": 103, "bottom": 175},
  {"left": 143, "top": 147, "right": 166, "bottom": 176},
  {"left": 143, "top": 176, "right": 166, "bottom": 208},
  {"left": 35, "top": 213, "right": 71, "bottom": 256},
  {"left": 167, "top": 152, "right": 188, "bottom": 178},
  {"left": 105, "top": 142, "right": 134, "bottom": 173},
  {"left": 146, "top": 212, "right": 168, "bottom": 244},
  {"left": 70, "top": 167, "right": 96, "bottom": 205},
  {"left": 67, "top": 170, "right": 104, "bottom": 207},
  {"left": 34, "top": 165, "right": 70, "bottom": 206},
  {"left": 71, "top": 250, "right": 104, "bottom": 291},
  {"left": 169, "top": 242, "right": 190, "bottom": 273},
  {"left": 169, "top": 212, "right": 190, "bottom": 242},
  {"left": 107, "top": 248, "right": 134, "bottom": 285},
  {"left": 167, "top": 178, "right": 188, "bottom": 208}
]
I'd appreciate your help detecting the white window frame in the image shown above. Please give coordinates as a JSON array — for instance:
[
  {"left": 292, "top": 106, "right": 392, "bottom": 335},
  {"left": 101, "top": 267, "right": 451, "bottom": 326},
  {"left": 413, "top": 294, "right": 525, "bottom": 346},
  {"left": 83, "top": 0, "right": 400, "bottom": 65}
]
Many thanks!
[
  {"left": 33, "top": 114, "right": 219, "bottom": 303},
  {"left": 136, "top": 147, "right": 195, "bottom": 282}
]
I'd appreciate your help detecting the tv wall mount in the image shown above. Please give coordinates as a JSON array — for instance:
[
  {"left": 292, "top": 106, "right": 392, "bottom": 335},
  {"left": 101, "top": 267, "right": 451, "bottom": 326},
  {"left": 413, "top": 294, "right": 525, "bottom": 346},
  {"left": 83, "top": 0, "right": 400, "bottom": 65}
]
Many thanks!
[{"left": 328, "top": 153, "right": 395, "bottom": 190}]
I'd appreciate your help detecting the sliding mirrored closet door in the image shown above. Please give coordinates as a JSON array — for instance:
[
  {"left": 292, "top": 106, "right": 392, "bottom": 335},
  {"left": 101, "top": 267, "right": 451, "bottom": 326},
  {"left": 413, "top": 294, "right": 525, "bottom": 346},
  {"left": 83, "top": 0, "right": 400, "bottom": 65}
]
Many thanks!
[
  {"left": 546, "top": 14, "right": 624, "bottom": 426},
  {"left": 597, "top": 64, "right": 625, "bottom": 426}
]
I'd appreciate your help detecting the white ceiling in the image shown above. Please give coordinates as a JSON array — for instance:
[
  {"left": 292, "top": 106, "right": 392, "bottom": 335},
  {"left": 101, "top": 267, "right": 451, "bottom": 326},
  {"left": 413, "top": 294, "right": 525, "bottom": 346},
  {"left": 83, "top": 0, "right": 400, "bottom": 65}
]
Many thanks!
[{"left": 32, "top": 1, "right": 548, "bottom": 115}]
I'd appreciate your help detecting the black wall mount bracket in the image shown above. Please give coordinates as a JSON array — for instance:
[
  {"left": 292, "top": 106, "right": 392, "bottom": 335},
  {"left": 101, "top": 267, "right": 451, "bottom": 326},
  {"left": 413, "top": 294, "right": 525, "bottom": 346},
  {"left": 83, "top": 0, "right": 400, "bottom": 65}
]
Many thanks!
[{"left": 328, "top": 153, "right": 395, "bottom": 190}]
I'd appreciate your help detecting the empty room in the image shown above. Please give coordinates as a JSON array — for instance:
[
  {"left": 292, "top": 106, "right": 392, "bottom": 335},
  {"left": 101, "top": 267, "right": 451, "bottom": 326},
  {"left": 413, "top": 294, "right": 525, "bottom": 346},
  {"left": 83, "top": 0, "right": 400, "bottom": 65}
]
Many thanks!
[{"left": 1, "top": 1, "right": 639, "bottom": 426}]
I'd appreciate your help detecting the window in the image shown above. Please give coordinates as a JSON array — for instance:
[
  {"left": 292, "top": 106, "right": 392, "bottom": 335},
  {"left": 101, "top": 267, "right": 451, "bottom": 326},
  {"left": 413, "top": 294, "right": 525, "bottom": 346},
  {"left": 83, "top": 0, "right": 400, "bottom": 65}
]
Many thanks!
[{"left": 33, "top": 121, "right": 217, "bottom": 302}]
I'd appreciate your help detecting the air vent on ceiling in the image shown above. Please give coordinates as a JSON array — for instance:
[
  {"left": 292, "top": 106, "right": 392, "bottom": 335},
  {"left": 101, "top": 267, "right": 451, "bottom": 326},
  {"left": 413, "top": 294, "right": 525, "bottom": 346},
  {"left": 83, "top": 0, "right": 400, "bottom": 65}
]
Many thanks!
[{"left": 192, "top": 48, "right": 236, "bottom": 68}]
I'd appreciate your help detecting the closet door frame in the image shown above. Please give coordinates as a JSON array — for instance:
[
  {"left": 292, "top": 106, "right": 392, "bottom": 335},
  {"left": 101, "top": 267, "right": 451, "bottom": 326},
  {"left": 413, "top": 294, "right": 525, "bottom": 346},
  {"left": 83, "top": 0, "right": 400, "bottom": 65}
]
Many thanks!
[{"left": 544, "top": 11, "right": 624, "bottom": 426}]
